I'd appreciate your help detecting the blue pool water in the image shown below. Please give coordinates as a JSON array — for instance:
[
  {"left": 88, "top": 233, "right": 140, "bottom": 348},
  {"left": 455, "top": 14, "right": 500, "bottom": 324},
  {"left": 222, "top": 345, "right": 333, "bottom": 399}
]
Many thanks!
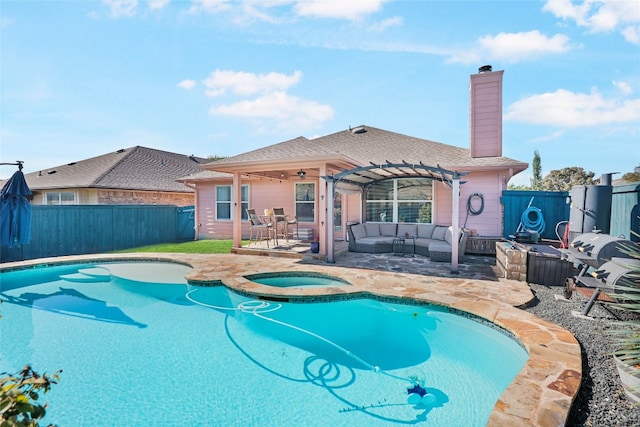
[
  {"left": 245, "top": 272, "right": 350, "bottom": 288},
  {"left": 0, "top": 262, "right": 527, "bottom": 426}
]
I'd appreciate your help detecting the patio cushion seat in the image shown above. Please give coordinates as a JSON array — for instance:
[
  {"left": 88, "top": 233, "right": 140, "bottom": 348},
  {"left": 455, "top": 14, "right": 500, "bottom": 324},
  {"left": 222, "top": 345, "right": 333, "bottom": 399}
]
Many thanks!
[
  {"left": 347, "top": 223, "right": 468, "bottom": 262},
  {"left": 350, "top": 236, "right": 395, "bottom": 253},
  {"left": 429, "top": 241, "right": 455, "bottom": 262},
  {"left": 414, "top": 238, "right": 439, "bottom": 257}
]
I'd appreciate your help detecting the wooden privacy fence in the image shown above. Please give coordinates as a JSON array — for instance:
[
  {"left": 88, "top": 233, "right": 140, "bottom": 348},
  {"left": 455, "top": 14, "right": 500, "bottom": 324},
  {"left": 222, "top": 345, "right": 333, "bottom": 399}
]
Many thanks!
[
  {"left": 0, "top": 205, "right": 195, "bottom": 263},
  {"left": 501, "top": 190, "right": 570, "bottom": 240},
  {"left": 610, "top": 183, "right": 640, "bottom": 241},
  {"left": 501, "top": 184, "right": 640, "bottom": 242}
]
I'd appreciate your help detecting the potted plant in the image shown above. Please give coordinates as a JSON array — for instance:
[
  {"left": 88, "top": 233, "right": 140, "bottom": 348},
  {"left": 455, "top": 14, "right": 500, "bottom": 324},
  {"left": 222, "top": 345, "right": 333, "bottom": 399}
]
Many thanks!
[{"left": 608, "top": 241, "right": 640, "bottom": 403}]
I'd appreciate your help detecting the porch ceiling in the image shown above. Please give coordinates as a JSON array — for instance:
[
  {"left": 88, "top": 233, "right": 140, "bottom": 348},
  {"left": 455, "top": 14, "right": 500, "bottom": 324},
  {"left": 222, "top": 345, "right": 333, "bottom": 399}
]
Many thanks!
[{"left": 323, "top": 161, "right": 468, "bottom": 193}]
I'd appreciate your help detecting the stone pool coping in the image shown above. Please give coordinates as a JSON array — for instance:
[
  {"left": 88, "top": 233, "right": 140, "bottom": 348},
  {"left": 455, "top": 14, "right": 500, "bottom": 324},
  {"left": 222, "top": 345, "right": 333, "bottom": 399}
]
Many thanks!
[{"left": 1, "top": 252, "right": 581, "bottom": 426}]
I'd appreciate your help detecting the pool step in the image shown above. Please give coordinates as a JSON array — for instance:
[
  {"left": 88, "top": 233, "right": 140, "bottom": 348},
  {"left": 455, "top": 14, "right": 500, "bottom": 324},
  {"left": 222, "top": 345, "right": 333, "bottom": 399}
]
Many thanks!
[{"left": 60, "top": 267, "right": 111, "bottom": 283}]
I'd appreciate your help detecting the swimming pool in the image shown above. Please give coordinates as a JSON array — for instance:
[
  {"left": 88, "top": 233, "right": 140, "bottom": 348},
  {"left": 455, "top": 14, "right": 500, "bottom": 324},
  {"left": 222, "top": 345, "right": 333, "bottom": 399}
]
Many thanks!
[{"left": 0, "top": 261, "right": 528, "bottom": 426}]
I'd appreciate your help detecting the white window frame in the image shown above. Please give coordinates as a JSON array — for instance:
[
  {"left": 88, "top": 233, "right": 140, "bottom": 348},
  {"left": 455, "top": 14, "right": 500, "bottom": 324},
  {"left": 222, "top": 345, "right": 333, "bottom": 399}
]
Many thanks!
[
  {"left": 44, "top": 191, "right": 77, "bottom": 205},
  {"left": 216, "top": 184, "right": 249, "bottom": 221},
  {"left": 295, "top": 182, "right": 316, "bottom": 223},
  {"left": 365, "top": 179, "right": 433, "bottom": 223}
]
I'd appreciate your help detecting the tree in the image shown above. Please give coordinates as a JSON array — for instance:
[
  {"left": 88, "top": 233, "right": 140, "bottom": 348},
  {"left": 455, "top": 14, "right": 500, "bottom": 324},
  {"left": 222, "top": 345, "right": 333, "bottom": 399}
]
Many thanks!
[
  {"left": 541, "top": 167, "right": 597, "bottom": 191},
  {"left": 530, "top": 150, "right": 542, "bottom": 190},
  {"left": 621, "top": 166, "right": 640, "bottom": 183},
  {"left": 417, "top": 203, "right": 432, "bottom": 223}
]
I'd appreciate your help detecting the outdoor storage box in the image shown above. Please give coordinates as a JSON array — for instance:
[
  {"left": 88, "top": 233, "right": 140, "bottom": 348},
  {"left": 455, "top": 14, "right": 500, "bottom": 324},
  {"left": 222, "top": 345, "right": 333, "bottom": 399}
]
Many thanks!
[{"left": 526, "top": 244, "right": 575, "bottom": 286}]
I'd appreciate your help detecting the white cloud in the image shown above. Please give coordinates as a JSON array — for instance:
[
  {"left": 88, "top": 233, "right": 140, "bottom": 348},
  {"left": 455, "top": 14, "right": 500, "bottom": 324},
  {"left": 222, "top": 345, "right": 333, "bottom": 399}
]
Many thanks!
[
  {"left": 149, "top": 0, "right": 170, "bottom": 10},
  {"left": 188, "top": 0, "right": 232, "bottom": 15},
  {"left": 368, "top": 16, "right": 403, "bottom": 32},
  {"left": 102, "top": 0, "right": 138, "bottom": 18},
  {"left": 530, "top": 130, "right": 567, "bottom": 143},
  {"left": 505, "top": 88, "right": 640, "bottom": 127},
  {"left": 448, "top": 30, "right": 573, "bottom": 64},
  {"left": 177, "top": 79, "right": 197, "bottom": 90},
  {"left": 622, "top": 24, "right": 640, "bottom": 44},
  {"left": 203, "top": 70, "right": 302, "bottom": 97},
  {"left": 543, "top": 0, "right": 640, "bottom": 44},
  {"left": 209, "top": 91, "right": 334, "bottom": 130},
  {"left": 295, "top": 0, "right": 387, "bottom": 20},
  {"left": 186, "top": 0, "right": 387, "bottom": 22},
  {"left": 613, "top": 80, "right": 633, "bottom": 95}
]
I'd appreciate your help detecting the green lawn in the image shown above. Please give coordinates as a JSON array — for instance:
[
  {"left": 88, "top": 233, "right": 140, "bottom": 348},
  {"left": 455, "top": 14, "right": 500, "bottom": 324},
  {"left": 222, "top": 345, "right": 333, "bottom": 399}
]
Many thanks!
[{"left": 117, "top": 240, "right": 246, "bottom": 254}]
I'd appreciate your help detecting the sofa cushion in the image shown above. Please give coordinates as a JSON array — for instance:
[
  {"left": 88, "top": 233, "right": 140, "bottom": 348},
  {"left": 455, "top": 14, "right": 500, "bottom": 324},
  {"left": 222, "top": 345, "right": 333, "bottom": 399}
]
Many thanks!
[
  {"left": 360, "top": 236, "right": 395, "bottom": 244},
  {"left": 415, "top": 238, "right": 437, "bottom": 248},
  {"left": 364, "top": 222, "right": 381, "bottom": 236},
  {"left": 445, "top": 227, "right": 453, "bottom": 245},
  {"left": 351, "top": 224, "right": 367, "bottom": 240},
  {"left": 430, "top": 241, "right": 452, "bottom": 252},
  {"left": 380, "top": 223, "right": 397, "bottom": 237},
  {"left": 397, "top": 224, "right": 417, "bottom": 238},
  {"left": 417, "top": 224, "right": 435, "bottom": 239},
  {"left": 432, "top": 226, "right": 447, "bottom": 240}
]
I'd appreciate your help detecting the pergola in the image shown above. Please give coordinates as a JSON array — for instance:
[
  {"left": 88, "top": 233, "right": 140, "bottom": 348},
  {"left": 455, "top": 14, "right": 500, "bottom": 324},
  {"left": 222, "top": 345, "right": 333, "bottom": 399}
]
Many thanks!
[{"left": 323, "top": 161, "right": 468, "bottom": 273}]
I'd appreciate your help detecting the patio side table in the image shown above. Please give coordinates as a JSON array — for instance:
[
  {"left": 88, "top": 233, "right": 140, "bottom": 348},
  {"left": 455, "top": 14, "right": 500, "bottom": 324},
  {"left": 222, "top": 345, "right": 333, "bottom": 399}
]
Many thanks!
[{"left": 392, "top": 237, "right": 405, "bottom": 256}]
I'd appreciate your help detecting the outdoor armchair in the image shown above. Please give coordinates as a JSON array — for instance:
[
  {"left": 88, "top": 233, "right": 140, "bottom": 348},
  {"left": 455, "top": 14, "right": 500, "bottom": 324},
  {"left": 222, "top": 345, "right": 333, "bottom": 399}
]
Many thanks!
[
  {"left": 272, "top": 207, "right": 298, "bottom": 242},
  {"left": 246, "top": 209, "right": 274, "bottom": 247}
]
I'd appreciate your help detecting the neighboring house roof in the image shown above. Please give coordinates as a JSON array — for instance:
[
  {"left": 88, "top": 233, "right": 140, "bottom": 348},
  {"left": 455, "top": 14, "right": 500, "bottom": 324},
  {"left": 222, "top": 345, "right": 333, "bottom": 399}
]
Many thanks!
[
  {"left": 18, "top": 146, "right": 208, "bottom": 192},
  {"left": 202, "top": 126, "right": 527, "bottom": 173}
]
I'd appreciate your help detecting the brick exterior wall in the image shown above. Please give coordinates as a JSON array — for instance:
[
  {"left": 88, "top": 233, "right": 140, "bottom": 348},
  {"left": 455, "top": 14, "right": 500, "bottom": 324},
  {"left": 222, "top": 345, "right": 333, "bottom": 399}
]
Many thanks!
[{"left": 97, "top": 190, "right": 194, "bottom": 207}]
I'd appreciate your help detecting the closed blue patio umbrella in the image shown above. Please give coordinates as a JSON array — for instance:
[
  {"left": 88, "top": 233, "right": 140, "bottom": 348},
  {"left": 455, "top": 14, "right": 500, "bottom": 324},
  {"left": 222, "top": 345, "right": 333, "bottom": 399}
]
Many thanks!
[{"left": 1, "top": 162, "right": 32, "bottom": 248}]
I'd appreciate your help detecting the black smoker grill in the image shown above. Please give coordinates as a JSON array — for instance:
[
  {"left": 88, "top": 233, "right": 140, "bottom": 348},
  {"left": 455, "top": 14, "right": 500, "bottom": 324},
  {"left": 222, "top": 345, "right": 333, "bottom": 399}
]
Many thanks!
[
  {"left": 565, "top": 232, "right": 630, "bottom": 267},
  {"left": 563, "top": 232, "right": 638, "bottom": 316}
]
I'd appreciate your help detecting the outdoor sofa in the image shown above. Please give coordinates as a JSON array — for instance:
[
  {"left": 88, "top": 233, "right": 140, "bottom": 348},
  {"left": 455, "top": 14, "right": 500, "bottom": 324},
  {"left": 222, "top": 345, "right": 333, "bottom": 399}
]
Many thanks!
[{"left": 347, "top": 223, "right": 469, "bottom": 263}]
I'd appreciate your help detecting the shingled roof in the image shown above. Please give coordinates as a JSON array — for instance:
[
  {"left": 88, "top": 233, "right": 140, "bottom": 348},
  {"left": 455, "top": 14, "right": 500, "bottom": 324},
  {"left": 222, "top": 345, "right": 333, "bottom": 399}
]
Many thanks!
[
  {"left": 203, "top": 126, "right": 527, "bottom": 173},
  {"left": 20, "top": 146, "right": 209, "bottom": 192}
]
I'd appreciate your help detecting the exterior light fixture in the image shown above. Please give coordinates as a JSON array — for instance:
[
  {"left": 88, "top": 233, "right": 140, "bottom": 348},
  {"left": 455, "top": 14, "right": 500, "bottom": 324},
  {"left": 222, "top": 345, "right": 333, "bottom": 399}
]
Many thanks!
[{"left": 297, "top": 169, "right": 306, "bottom": 179}]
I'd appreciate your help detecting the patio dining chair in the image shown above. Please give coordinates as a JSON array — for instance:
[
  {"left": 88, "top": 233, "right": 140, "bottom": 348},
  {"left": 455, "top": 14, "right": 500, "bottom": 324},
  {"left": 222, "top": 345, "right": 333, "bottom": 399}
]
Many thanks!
[
  {"left": 272, "top": 207, "right": 298, "bottom": 242},
  {"left": 246, "top": 209, "right": 274, "bottom": 247}
]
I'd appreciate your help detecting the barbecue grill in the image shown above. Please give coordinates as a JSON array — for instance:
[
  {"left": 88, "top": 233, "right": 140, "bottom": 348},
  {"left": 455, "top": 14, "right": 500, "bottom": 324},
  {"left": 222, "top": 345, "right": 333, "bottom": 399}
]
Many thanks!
[
  {"left": 564, "top": 232, "right": 631, "bottom": 268},
  {"left": 564, "top": 257, "right": 640, "bottom": 316},
  {"left": 562, "top": 231, "right": 638, "bottom": 317}
]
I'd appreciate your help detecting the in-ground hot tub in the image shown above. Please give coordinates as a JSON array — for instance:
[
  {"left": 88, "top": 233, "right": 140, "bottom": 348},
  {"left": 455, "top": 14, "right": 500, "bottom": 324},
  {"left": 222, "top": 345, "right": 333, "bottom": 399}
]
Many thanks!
[{"left": 244, "top": 271, "right": 351, "bottom": 288}]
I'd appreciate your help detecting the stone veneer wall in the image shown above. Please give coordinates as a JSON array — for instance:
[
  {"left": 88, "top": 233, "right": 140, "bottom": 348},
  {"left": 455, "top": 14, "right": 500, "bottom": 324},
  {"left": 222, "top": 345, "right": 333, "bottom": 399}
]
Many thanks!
[
  {"left": 496, "top": 241, "right": 527, "bottom": 281},
  {"left": 97, "top": 190, "right": 194, "bottom": 207}
]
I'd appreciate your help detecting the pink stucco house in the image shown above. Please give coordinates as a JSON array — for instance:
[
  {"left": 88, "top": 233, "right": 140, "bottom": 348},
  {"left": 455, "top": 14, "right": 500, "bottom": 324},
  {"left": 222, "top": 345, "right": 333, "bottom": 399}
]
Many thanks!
[{"left": 181, "top": 67, "right": 527, "bottom": 265}]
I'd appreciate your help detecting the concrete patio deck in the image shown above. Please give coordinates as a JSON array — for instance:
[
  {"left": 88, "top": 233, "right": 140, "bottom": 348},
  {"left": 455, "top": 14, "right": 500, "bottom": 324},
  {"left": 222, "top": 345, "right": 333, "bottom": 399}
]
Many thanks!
[{"left": 1, "top": 249, "right": 582, "bottom": 426}]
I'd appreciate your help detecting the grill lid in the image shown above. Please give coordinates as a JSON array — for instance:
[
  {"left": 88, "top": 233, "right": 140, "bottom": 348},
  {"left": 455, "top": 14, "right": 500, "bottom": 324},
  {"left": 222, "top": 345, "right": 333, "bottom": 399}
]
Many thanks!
[{"left": 568, "top": 232, "right": 634, "bottom": 267}]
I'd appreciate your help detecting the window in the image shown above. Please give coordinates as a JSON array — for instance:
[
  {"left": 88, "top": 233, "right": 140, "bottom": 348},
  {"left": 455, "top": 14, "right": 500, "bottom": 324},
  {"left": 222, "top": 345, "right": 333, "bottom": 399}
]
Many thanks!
[
  {"left": 295, "top": 182, "right": 315, "bottom": 222},
  {"left": 365, "top": 178, "right": 433, "bottom": 223},
  {"left": 45, "top": 192, "right": 76, "bottom": 205},
  {"left": 216, "top": 185, "right": 248, "bottom": 220}
]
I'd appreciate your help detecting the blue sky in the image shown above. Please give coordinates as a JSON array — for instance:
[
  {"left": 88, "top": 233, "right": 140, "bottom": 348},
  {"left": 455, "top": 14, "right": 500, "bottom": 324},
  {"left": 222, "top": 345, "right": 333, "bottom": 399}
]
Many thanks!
[{"left": 1, "top": 0, "right": 639, "bottom": 185}]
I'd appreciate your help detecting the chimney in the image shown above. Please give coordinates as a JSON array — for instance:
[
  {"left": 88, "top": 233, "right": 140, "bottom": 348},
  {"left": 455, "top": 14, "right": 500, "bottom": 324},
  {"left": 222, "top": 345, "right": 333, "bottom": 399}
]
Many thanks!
[{"left": 469, "top": 65, "right": 503, "bottom": 158}]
